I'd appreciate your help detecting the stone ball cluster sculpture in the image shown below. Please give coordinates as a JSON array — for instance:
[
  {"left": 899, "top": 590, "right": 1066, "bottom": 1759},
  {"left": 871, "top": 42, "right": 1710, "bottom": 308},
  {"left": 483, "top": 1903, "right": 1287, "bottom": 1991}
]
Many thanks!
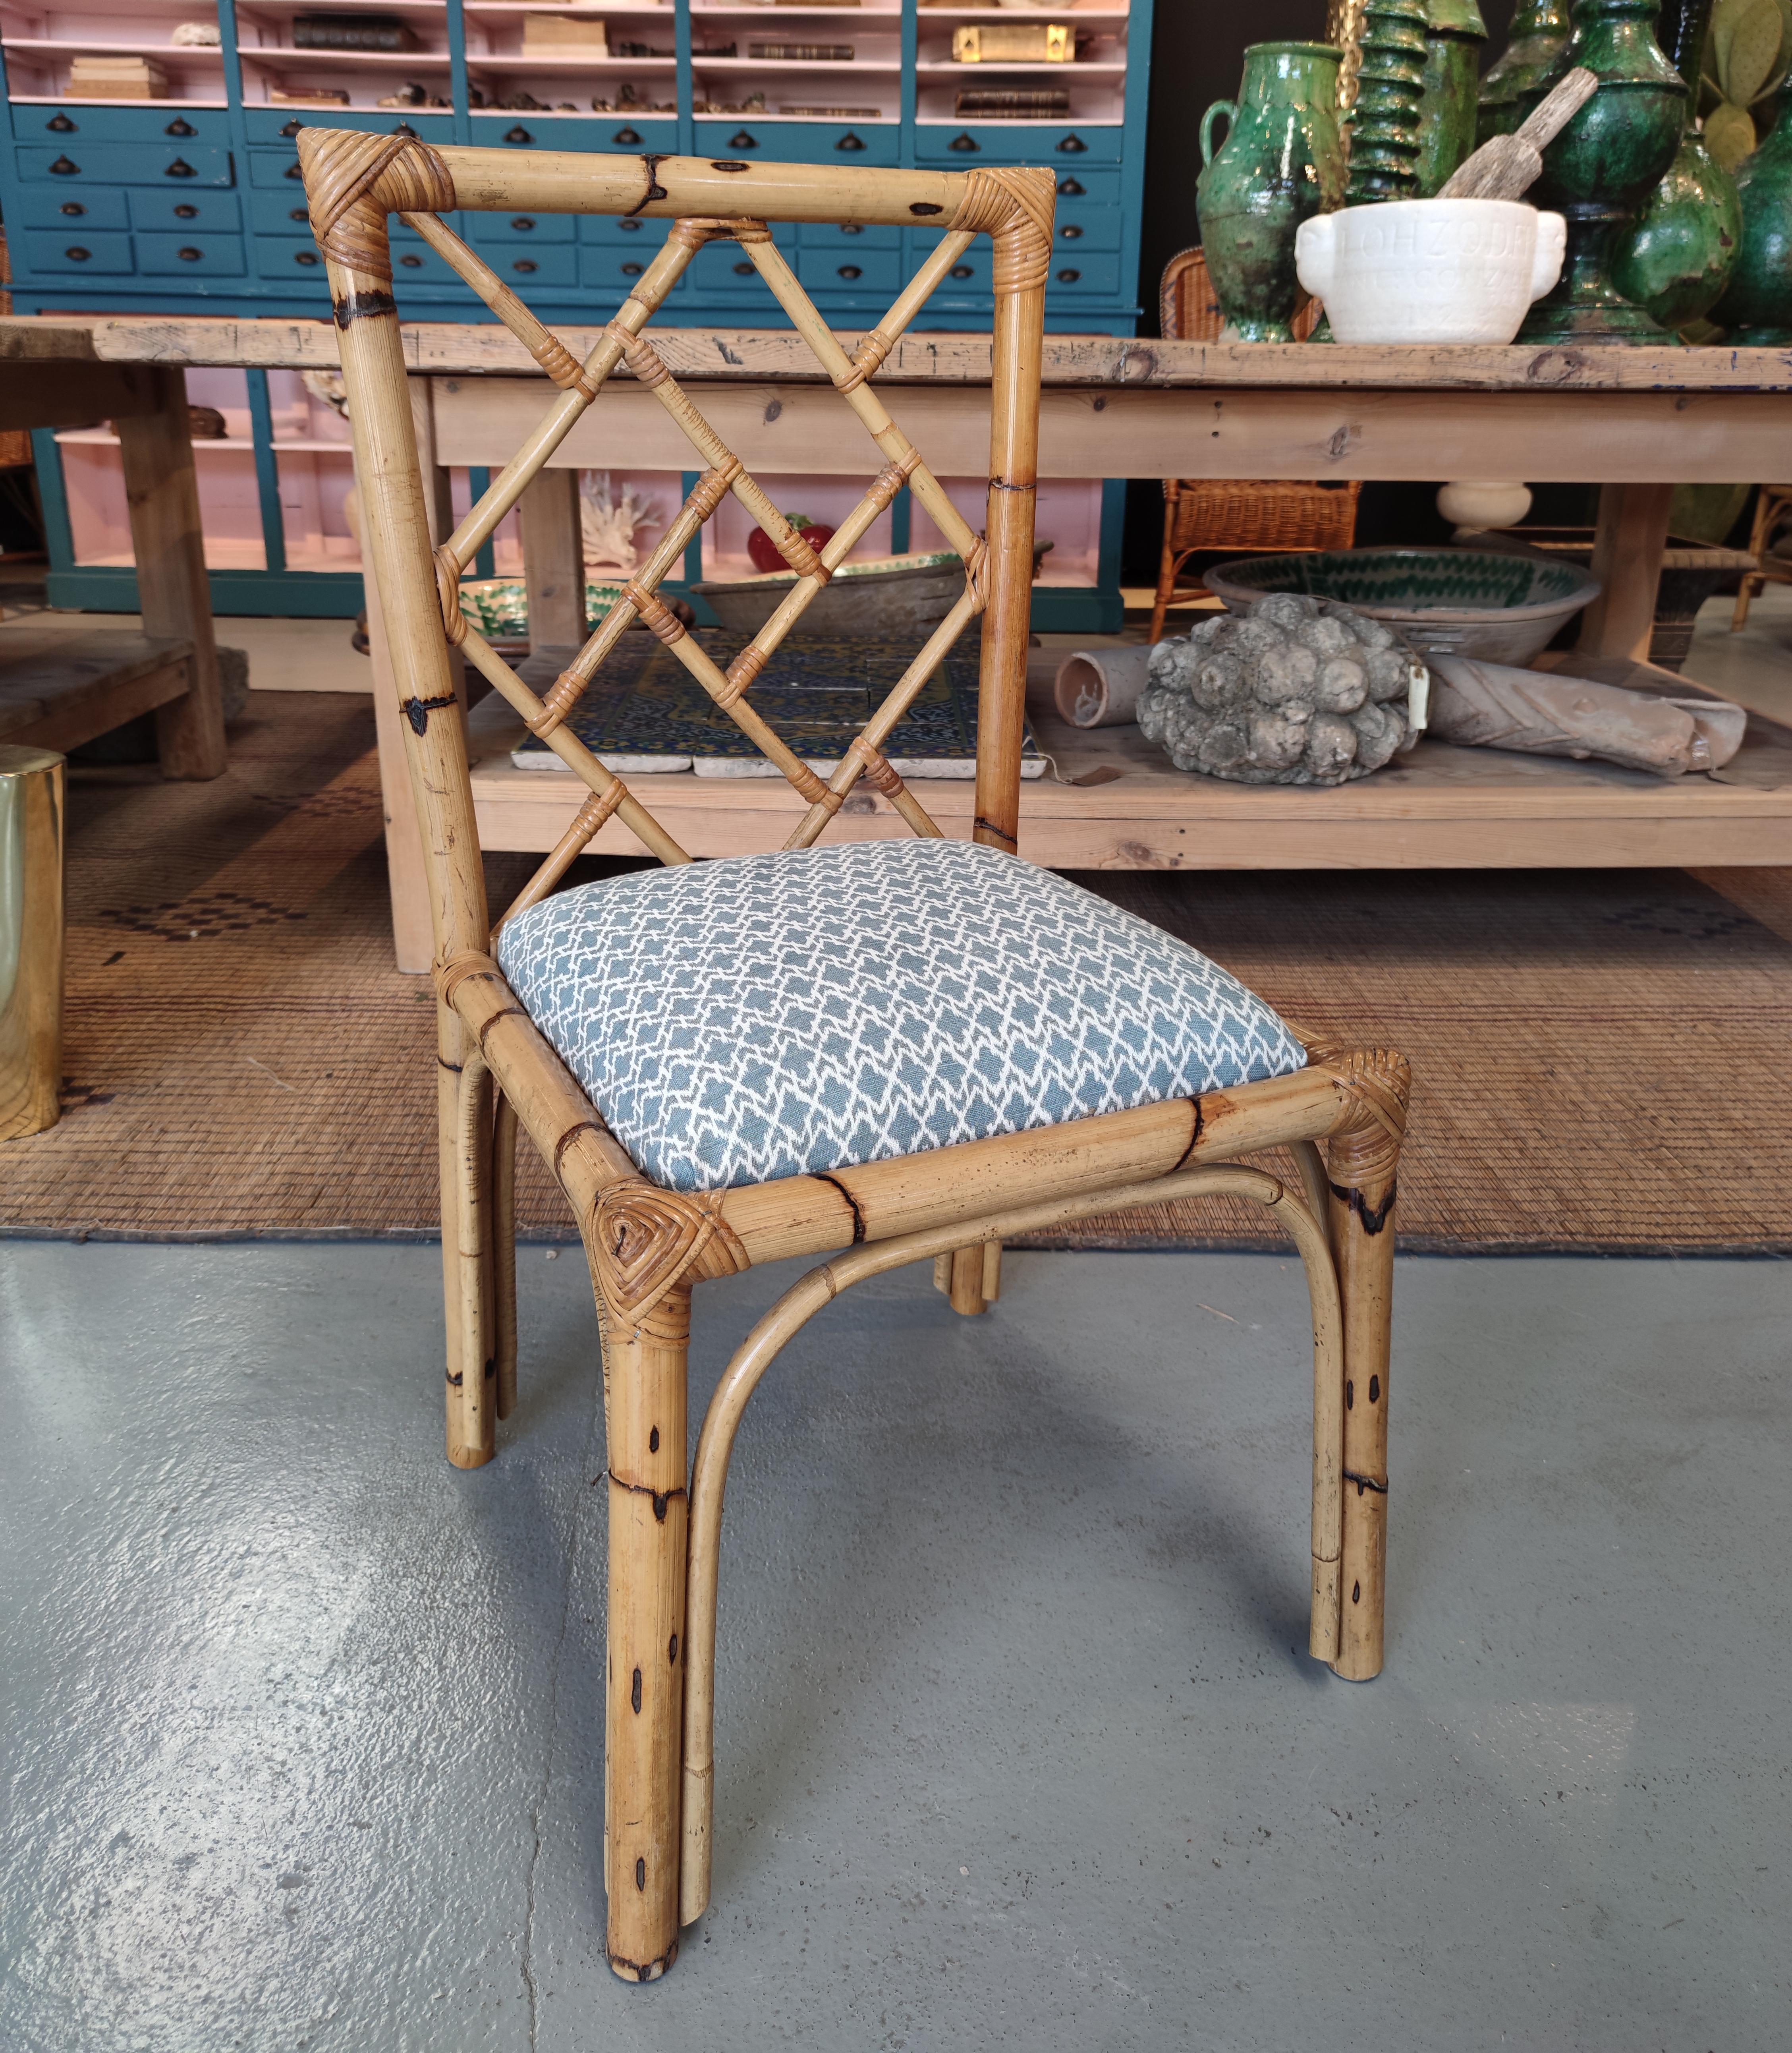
[{"left": 1138, "top": 592, "right": 1427, "bottom": 786}]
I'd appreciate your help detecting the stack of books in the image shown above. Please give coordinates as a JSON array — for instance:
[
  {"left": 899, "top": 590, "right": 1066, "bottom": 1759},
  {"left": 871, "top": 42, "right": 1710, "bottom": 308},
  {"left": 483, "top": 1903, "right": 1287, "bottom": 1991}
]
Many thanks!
[
  {"left": 522, "top": 14, "right": 610, "bottom": 54},
  {"left": 67, "top": 55, "right": 168, "bottom": 99},
  {"left": 955, "top": 87, "right": 1072, "bottom": 117}
]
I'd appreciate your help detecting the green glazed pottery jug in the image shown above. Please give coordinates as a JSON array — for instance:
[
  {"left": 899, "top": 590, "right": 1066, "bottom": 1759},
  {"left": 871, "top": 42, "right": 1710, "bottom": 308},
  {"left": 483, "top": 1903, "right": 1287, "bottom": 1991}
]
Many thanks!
[
  {"left": 1610, "top": 0, "right": 1741, "bottom": 330},
  {"left": 1477, "top": 0, "right": 1575, "bottom": 140},
  {"left": 1197, "top": 42, "right": 1347, "bottom": 341},
  {"left": 1710, "top": 107, "right": 1792, "bottom": 341}
]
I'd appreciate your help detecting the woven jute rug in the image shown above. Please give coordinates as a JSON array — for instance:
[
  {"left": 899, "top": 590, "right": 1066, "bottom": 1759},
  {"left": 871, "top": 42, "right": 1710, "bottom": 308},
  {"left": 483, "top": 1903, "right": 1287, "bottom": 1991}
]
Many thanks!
[{"left": 5, "top": 690, "right": 1791, "bottom": 1254}]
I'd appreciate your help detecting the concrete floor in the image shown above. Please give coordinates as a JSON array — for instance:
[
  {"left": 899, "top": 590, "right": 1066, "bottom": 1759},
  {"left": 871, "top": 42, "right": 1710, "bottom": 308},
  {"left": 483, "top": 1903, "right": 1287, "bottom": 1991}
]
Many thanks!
[{"left": 2, "top": 1243, "right": 1788, "bottom": 2051}]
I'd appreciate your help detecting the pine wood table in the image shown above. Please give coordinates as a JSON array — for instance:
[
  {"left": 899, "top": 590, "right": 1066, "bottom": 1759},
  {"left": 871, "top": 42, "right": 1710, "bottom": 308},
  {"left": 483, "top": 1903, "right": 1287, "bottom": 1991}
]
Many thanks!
[
  {"left": 5, "top": 318, "right": 1791, "bottom": 969},
  {"left": 0, "top": 352, "right": 225, "bottom": 777}
]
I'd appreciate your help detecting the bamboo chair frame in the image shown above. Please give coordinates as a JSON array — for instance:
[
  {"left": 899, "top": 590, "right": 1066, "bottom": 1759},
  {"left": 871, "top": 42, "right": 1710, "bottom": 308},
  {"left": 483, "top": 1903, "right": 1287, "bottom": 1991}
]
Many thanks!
[
  {"left": 1149, "top": 247, "right": 1360, "bottom": 642},
  {"left": 302, "top": 128, "right": 1410, "bottom": 1983}
]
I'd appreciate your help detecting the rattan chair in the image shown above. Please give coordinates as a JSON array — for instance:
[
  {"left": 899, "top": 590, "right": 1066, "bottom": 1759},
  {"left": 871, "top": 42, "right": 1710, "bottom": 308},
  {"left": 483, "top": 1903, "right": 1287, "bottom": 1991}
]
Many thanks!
[
  {"left": 1149, "top": 247, "right": 1361, "bottom": 641},
  {"left": 303, "top": 130, "right": 1410, "bottom": 1982},
  {"left": 1730, "top": 483, "right": 1792, "bottom": 630}
]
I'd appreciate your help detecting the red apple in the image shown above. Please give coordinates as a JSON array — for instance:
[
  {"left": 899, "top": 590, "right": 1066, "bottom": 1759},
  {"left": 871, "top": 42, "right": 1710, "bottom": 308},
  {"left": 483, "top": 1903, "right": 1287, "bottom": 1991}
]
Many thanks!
[{"left": 748, "top": 516, "right": 834, "bottom": 574}]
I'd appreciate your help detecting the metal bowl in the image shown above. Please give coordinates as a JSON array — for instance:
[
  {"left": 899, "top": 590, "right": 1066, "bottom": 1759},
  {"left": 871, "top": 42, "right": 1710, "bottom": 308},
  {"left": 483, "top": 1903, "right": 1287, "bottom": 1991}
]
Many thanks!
[
  {"left": 1203, "top": 546, "right": 1603, "bottom": 665},
  {"left": 693, "top": 545, "right": 1050, "bottom": 640}
]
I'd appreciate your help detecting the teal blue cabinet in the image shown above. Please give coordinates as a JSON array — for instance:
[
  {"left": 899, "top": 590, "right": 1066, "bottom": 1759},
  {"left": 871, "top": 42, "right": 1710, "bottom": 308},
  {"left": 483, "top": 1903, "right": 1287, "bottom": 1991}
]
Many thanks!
[{"left": 6, "top": 0, "right": 1149, "bottom": 626}]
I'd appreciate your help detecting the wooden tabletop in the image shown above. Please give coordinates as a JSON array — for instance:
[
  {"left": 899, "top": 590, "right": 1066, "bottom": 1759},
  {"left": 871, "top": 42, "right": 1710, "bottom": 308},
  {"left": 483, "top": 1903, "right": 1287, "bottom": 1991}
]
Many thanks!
[{"left": 5, "top": 315, "right": 1792, "bottom": 392}]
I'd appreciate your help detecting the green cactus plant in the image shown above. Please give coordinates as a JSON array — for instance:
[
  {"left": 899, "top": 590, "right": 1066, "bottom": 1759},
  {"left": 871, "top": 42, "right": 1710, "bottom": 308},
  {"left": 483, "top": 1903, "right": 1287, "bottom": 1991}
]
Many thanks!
[{"left": 1702, "top": 0, "right": 1792, "bottom": 168}]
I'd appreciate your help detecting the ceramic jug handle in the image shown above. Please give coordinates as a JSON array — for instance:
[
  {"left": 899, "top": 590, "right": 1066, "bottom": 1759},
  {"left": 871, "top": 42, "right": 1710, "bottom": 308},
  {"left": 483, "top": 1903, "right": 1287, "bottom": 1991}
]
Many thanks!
[{"left": 1200, "top": 100, "right": 1236, "bottom": 168}]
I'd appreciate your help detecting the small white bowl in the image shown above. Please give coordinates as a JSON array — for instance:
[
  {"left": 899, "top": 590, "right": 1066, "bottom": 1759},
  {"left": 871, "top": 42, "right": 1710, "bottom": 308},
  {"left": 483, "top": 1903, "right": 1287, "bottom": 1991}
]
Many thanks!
[{"left": 1295, "top": 198, "right": 1566, "bottom": 346}]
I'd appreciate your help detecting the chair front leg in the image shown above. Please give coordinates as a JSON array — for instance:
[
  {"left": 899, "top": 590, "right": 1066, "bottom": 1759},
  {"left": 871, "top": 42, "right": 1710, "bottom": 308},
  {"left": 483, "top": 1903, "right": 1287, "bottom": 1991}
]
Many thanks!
[
  {"left": 601, "top": 1280, "right": 691, "bottom": 1981},
  {"left": 1319, "top": 1051, "right": 1410, "bottom": 1682}
]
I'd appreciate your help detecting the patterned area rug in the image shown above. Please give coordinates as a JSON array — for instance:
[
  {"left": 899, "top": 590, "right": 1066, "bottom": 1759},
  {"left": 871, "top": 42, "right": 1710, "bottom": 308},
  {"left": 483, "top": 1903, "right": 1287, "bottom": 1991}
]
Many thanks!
[{"left": 5, "top": 689, "right": 1792, "bottom": 1254}]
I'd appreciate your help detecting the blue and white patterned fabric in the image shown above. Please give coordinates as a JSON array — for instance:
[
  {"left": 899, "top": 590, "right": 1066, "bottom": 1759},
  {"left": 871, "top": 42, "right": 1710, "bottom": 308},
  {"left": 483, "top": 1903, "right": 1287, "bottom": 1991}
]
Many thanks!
[{"left": 496, "top": 840, "right": 1307, "bottom": 1193}]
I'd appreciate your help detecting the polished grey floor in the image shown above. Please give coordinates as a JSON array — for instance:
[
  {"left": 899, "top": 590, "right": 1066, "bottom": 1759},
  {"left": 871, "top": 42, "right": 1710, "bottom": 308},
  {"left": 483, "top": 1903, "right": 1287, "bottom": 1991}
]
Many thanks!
[{"left": 2, "top": 1243, "right": 1787, "bottom": 2052}]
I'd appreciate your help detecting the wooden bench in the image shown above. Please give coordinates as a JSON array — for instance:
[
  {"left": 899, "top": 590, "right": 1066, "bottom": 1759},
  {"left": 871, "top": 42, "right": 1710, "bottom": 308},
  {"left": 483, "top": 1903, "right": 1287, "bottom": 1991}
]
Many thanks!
[{"left": 0, "top": 627, "right": 196, "bottom": 759}]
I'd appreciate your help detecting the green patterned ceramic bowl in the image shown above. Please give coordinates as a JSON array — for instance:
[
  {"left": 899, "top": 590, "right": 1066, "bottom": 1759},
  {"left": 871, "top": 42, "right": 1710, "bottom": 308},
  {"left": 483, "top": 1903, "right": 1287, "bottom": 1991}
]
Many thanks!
[{"left": 1205, "top": 547, "right": 1602, "bottom": 664}]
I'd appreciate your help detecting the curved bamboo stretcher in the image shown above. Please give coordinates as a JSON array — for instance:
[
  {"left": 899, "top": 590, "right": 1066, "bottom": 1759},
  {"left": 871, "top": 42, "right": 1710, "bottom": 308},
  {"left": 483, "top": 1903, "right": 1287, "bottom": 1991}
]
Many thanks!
[{"left": 301, "top": 127, "right": 1410, "bottom": 1983}]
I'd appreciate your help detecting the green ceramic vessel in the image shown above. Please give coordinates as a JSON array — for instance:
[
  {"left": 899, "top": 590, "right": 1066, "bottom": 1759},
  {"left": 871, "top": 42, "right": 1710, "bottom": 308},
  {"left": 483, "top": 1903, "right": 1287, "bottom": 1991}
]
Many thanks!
[
  {"left": 1517, "top": 0, "right": 1688, "bottom": 343},
  {"left": 1415, "top": 0, "right": 1489, "bottom": 194},
  {"left": 1709, "top": 107, "right": 1792, "bottom": 342},
  {"left": 1197, "top": 43, "right": 1346, "bottom": 342},
  {"left": 1477, "top": 0, "right": 1574, "bottom": 141},
  {"left": 1609, "top": 0, "right": 1741, "bottom": 330},
  {"left": 1346, "top": 0, "right": 1430, "bottom": 201}
]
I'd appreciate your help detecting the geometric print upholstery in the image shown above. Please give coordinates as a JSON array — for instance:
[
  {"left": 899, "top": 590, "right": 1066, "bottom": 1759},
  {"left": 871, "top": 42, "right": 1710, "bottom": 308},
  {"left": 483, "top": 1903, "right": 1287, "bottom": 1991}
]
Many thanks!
[{"left": 496, "top": 840, "right": 1308, "bottom": 1193}]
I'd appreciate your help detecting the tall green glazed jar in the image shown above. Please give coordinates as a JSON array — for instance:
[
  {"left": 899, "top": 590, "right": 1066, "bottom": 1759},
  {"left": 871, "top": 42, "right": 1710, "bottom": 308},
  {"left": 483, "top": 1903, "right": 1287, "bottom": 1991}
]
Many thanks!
[
  {"left": 1610, "top": 0, "right": 1742, "bottom": 328},
  {"left": 1197, "top": 43, "right": 1347, "bottom": 341},
  {"left": 1517, "top": 0, "right": 1688, "bottom": 341},
  {"left": 1415, "top": 0, "right": 1489, "bottom": 193}
]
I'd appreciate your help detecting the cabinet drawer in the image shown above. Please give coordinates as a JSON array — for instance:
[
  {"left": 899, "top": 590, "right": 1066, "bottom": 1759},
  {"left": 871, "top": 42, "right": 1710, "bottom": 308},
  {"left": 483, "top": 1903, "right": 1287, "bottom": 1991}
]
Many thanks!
[
  {"left": 242, "top": 110, "right": 454, "bottom": 145},
  {"left": 1050, "top": 208, "right": 1122, "bottom": 253},
  {"left": 249, "top": 188, "right": 322, "bottom": 236},
  {"left": 247, "top": 149, "right": 311, "bottom": 190},
  {"left": 16, "top": 143, "right": 234, "bottom": 188},
  {"left": 913, "top": 125, "right": 1124, "bottom": 167},
  {"left": 14, "top": 106, "right": 232, "bottom": 145},
  {"left": 684, "top": 241, "right": 787, "bottom": 300},
  {"left": 20, "top": 230, "right": 135, "bottom": 274},
  {"left": 795, "top": 246, "right": 904, "bottom": 295},
  {"left": 260, "top": 236, "right": 331, "bottom": 280},
  {"left": 388, "top": 241, "right": 477, "bottom": 288},
  {"left": 466, "top": 211, "right": 577, "bottom": 246},
  {"left": 129, "top": 189, "right": 242, "bottom": 232},
  {"left": 1045, "top": 251, "right": 1123, "bottom": 295},
  {"left": 1048, "top": 168, "right": 1122, "bottom": 207},
  {"left": 913, "top": 236, "right": 991, "bottom": 292},
  {"left": 469, "top": 242, "right": 579, "bottom": 288},
  {"left": 693, "top": 120, "right": 900, "bottom": 165},
  {"left": 796, "top": 220, "right": 901, "bottom": 252},
  {"left": 136, "top": 232, "right": 247, "bottom": 276},
  {"left": 13, "top": 187, "right": 131, "bottom": 230},
  {"left": 469, "top": 115, "right": 677, "bottom": 154},
  {"left": 580, "top": 247, "right": 685, "bottom": 296},
  {"left": 578, "top": 213, "right": 661, "bottom": 247}
]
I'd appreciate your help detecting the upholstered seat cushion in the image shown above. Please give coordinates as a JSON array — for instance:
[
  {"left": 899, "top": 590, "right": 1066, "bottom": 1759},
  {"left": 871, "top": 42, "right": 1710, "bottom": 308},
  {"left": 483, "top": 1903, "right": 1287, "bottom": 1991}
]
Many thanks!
[{"left": 496, "top": 840, "right": 1307, "bottom": 1193}]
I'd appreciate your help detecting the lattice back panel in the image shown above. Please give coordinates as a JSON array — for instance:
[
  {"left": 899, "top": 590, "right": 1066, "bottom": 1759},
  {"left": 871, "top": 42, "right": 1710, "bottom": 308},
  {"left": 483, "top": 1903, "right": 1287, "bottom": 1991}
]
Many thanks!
[{"left": 301, "top": 132, "right": 1052, "bottom": 946}]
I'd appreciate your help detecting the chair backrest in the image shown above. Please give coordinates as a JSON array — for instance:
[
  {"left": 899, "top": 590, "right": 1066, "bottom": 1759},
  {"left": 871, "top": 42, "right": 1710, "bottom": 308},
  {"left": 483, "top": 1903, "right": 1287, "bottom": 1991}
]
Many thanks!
[
  {"left": 300, "top": 131, "right": 1050, "bottom": 969},
  {"left": 1160, "top": 246, "right": 1224, "bottom": 343},
  {"left": 1159, "top": 245, "right": 1322, "bottom": 346}
]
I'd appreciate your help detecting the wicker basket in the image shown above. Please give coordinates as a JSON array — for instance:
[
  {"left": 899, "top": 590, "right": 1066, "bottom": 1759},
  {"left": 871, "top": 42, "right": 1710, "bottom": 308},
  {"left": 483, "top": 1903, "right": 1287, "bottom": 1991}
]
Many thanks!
[{"left": 1150, "top": 248, "right": 1358, "bottom": 641}]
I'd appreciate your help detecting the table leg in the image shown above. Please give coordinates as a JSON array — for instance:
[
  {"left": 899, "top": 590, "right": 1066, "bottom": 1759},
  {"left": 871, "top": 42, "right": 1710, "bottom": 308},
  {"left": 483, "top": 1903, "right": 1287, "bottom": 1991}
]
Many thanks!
[
  {"left": 114, "top": 365, "right": 226, "bottom": 780},
  {"left": 1579, "top": 482, "right": 1675, "bottom": 662},
  {"left": 520, "top": 468, "right": 586, "bottom": 649}
]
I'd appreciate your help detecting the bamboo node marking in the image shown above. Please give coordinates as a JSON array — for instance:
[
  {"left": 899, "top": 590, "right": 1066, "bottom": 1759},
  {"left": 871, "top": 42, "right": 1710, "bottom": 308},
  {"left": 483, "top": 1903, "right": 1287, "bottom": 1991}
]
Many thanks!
[
  {"left": 625, "top": 581, "right": 687, "bottom": 647},
  {"left": 950, "top": 165, "right": 1056, "bottom": 296},
  {"left": 297, "top": 128, "right": 454, "bottom": 280},
  {"left": 592, "top": 1181, "right": 749, "bottom": 1318}
]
